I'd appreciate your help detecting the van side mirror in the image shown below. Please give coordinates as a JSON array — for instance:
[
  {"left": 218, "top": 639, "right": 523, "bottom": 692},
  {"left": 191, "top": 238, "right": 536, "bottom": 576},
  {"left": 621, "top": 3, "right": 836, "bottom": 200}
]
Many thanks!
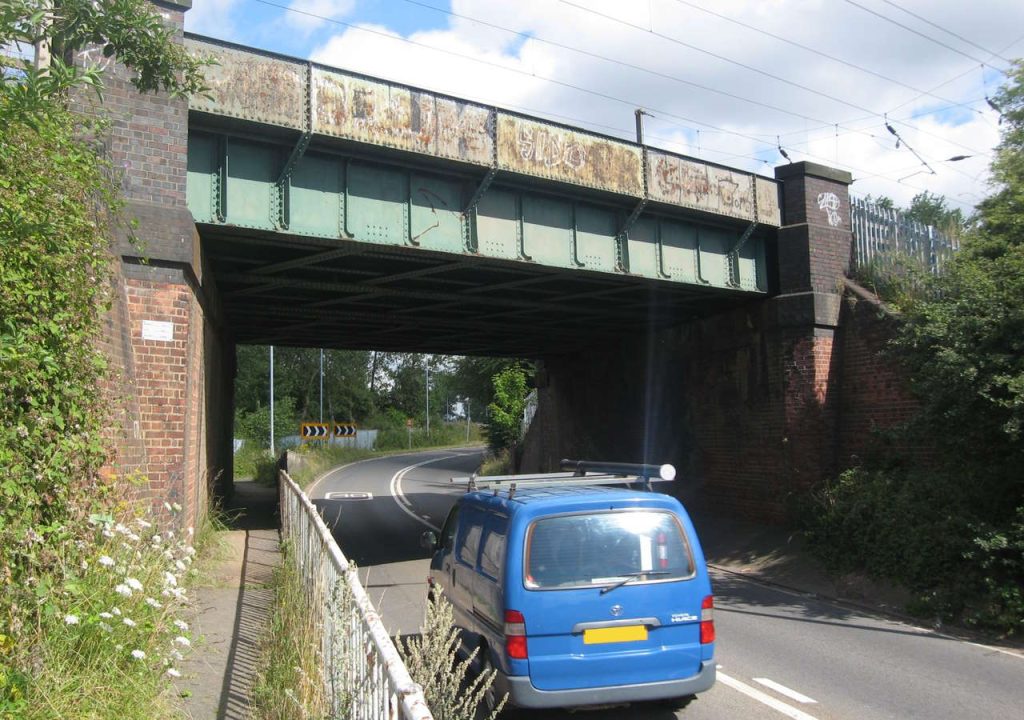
[{"left": 420, "top": 530, "right": 438, "bottom": 550}]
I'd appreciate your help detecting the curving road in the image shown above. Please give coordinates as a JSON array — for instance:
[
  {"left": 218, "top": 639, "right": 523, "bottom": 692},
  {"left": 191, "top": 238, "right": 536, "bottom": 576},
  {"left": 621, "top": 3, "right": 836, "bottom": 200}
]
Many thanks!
[{"left": 309, "top": 449, "right": 1024, "bottom": 720}]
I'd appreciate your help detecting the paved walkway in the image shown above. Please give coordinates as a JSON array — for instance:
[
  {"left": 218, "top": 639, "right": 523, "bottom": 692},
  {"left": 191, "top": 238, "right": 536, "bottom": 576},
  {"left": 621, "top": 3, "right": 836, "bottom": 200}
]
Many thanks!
[{"left": 179, "top": 480, "right": 281, "bottom": 720}]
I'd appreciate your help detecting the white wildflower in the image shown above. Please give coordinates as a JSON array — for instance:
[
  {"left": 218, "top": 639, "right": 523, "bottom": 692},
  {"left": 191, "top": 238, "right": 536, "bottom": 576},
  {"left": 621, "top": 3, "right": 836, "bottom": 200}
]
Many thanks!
[
  {"left": 170, "top": 649, "right": 184, "bottom": 661},
  {"left": 175, "top": 560, "right": 186, "bottom": 572},
  {"left": 173, "top": 619, "right": 188, "bottom": 632},
  {"left": 99, "top": 612, "right": 113, "bottom": 619},
  {"left": 131, "top": 649, "right": 146, "bottom": 660},
  {"left": 187, "top": 527, "right": 194, "bottom": 537},
  {"left": 102, "top": 529, "right": 114, "bottom": 538},
  {"left": 115, "top": 523, "right": 129, "bottom": 535},
  {"left": 98, "top": 622, "right": 112, "bottom": 632},
  {"left": 122, "top": 617, "right": 136, "bottom": 628},
  {"left": 64, "top": 614, "right": 79, "bottom": 625},
  {"left": 161, "top": 589, "right": 172, "bottom": 598},
  {"left": 166, "top": 668, "right": 181, "bottom": 678},
  {"left": 163, "top": 502, "right": 172, "bottom": 512},
  {"left": 126, "top": 532, "right": 140, "bottom": 542},
  {"left": 115, "top": 583, "right": 132, "bottom": 597},
  {"left": 171, "top": 502, "right": 181, "bottom": 512},
  {"left": 173, "top": 636, "right": 191, "bottom": 647},
  {"left": 145, "top": 597, "right": 162, "bottom": 609},
  {"left": 98, "top": 555, "right": 115, "bottom": 567},
  {"left": 135, "top": 519, "right": 152, "bottom": 529},
  {"left": 126, "top": 577, "right": 143, "bottom": 592},
  {"left": 184, "top": 546, "right": 196, "bottom": 556},
  {"left": 80, "top": 560, "right": 88, "bottom": 571},
  {"left": 163, "top": 572, "right": 177, "bottom": 588},
  {"left": 152, "top": 533, "right": 163, "bottom": 544},
  {"left": 111, "top": 607, "right": 122, "bottom": 616}
]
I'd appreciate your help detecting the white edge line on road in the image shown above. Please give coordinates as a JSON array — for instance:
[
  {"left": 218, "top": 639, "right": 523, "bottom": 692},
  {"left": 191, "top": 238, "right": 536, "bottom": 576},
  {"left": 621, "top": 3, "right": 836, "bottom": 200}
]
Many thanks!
[
  {"left": 390, "top": 455, "right": 468, "bottom": 532},
  {"left": 306, "top": 445, "right": 483, "bottom": 498},
  {"left": 710, "top": 567, "right": 1024, "bottom": 662},
  {"left": 753, "top": 678, "right": 818, "bottom": 704},
  {"left": 718, "top": 672, "right": 820, "bottom": 720}
]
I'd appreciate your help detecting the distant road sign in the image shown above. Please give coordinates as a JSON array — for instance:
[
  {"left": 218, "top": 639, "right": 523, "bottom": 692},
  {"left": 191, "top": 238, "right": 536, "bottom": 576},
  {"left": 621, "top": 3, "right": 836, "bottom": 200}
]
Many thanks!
[
  {"left": 333, "top": 422, "right": 358, "bottom": 438},
  {"left": 301, "top": 422, "right": 329, "bottom": 440},
  {"left": 406, "top": 418, "right": 414, "bottom": 428}
]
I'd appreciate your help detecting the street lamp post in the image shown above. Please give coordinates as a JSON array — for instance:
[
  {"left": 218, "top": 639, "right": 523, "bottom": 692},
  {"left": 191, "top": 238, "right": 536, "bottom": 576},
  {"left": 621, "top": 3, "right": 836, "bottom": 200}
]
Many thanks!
[{"left": 425, "top": 363, "right": 430, "bottom": 437}]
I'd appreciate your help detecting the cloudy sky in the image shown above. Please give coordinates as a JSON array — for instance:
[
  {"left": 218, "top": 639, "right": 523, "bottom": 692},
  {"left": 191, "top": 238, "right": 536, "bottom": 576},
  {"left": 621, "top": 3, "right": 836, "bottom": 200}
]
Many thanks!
[{"left": 184, "top": 0, "right": 1024, "bottom": 214}]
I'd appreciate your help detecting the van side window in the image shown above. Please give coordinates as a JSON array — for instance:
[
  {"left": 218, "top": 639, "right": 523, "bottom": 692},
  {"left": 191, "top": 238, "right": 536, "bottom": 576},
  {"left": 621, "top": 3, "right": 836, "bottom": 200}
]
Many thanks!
[
  {"left": 439, "top": 505, "right": 459, "bottom": 551},
  {"left": 479, "top": 516, "right": 508, "bottom": 580},
  {"left": 457, "top": 522, "right": 483, "bottom": 568}
]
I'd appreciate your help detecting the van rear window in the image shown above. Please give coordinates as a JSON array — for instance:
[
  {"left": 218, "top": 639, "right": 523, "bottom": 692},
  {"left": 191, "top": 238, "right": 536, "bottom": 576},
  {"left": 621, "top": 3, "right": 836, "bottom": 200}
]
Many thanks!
[{"left": 525, "top": 511, "right": 694, "bottom": 590}]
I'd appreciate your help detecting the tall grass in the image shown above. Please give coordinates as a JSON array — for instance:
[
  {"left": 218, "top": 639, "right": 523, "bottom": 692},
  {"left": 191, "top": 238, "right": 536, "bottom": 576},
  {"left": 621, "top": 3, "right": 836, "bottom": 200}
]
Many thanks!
[
  {"left": 251, "top": 541, "right": 327, "bottom": 720},
  {"left": 2, "top": 505, "right": 198, "bottom": 720}
]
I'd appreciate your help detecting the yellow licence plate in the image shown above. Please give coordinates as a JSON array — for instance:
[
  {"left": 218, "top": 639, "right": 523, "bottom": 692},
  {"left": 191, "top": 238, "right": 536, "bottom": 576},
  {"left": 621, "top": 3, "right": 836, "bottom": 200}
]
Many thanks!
[{"left": 583, "top": 625, "right": 648, "bottom": 644}]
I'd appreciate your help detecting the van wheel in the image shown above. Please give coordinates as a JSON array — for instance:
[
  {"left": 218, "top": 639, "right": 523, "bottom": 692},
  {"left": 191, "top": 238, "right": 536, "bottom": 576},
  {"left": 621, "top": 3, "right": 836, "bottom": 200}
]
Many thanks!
[{"left": 479, "top": 652, "right": 508, "bottom": 717}]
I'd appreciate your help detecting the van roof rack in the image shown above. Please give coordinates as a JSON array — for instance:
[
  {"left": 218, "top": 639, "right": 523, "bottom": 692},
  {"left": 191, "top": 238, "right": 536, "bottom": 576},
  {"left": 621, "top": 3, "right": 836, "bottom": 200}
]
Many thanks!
[{"left": 451, "top": 459, "right": 676, "bottom": 497}]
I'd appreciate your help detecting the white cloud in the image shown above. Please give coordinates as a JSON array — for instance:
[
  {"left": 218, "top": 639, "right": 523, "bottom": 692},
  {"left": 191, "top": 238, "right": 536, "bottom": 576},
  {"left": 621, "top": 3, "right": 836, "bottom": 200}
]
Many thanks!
[
  {"left": 212, "top": 0, "right": 1024, "bottom": 212},
  {"left": 285, "top": 0, "right": 356, "bottom": 32},
  {"left": 184, "top": 0, "right": 242, "bottom": 38}
]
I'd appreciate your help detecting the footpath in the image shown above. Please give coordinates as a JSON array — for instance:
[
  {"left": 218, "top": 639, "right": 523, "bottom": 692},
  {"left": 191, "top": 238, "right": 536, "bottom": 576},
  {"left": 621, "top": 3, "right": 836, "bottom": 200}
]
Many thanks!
[{"left": 174, "top": 476, "right": 1002, "bottom": 718}]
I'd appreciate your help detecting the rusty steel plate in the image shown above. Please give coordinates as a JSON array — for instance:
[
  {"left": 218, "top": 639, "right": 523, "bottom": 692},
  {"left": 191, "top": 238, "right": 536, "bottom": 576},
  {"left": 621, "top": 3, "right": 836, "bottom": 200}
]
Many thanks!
[
  {"left": 312, "top": 69, "right": 494, "bottom": 165},
  {"left": 755, "top": 176, "right": 782, "bottom": 226},
  {"left": 648, "top": 150, "right": 762, "bottom": 222},
  {"left": 187, "top": 39, "right": 306, "bottom": 129},
  {"left": 496, "top": 115, "right": 644, "bottom": 197}
]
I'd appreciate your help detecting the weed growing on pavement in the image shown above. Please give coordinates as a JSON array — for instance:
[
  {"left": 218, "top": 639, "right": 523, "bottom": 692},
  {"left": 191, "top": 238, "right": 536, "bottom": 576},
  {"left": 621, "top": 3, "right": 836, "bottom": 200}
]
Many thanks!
[
  {"left": 400, "top": 589, "right": 505, "bottom": 720},
  {"left": 252, "top": 540, "right": 328, "bottom": 720},
  {"left": 2, "top": 504, "right": 197, "bottom": 720}
]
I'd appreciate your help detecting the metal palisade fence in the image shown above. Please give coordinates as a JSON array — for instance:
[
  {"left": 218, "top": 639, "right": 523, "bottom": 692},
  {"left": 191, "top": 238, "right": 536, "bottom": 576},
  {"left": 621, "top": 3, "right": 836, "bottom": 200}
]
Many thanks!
[
  {"left": 279, "top": 470, "right": 434, "bottom": 720},
  {"left": 849, "top": 197, "right": 959, "bottom": 275}
]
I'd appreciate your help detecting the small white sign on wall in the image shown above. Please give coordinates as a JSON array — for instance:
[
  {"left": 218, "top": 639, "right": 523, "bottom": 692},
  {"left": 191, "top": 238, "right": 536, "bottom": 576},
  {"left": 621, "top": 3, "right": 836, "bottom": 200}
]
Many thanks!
[{"left": 141, "top": 320, "right": 174, "bottom": 342}]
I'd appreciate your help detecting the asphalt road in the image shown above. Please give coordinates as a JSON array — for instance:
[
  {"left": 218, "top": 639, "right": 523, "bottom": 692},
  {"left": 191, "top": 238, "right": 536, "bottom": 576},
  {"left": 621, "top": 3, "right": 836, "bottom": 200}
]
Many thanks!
[{"left": 309, "top": 449, "right": 1024, "bottom": 720}]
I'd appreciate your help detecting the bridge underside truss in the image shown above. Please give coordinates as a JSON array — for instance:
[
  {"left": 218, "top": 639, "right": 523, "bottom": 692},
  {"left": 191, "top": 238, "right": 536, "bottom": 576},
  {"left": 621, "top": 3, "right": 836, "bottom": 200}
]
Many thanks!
[{"left": 190, "top": 129, "right": 771, "bottom": 356}]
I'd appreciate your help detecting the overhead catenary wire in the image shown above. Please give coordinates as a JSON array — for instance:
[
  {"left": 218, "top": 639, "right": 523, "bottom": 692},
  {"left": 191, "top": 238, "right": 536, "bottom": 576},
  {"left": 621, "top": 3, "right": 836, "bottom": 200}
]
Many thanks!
[
  {"left": 666, "top": 0, "right": 987, "bottom": 117},
  {"left": 557, "top": 0, "right": 994, "bottom": 161},
  {"left": 842, "top": 0, "right": 1004, "bottom": 67},
  {"left": 881, "top": 0, "right": 1011, "bottom": 63}
]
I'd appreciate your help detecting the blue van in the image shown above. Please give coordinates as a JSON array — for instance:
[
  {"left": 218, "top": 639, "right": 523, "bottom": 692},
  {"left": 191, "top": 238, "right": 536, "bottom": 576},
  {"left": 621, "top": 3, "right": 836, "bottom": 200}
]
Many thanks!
[{"left": 422, "top": 462, "right": 716, "bottom": 712}]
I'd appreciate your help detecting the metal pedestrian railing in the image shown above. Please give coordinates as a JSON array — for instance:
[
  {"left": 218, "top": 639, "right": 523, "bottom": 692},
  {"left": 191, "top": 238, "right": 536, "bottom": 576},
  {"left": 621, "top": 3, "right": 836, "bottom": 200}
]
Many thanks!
[
  {"left": 849, "top": 197, "right": 959, "bottom": 276},
  {"left": 279, "top": 470, "right": 434, "bottom": 720}
]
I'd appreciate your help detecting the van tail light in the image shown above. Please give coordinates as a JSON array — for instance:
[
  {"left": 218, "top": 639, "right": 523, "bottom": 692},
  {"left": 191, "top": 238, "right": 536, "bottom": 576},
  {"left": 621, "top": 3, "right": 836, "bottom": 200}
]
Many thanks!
[
  {"left": 700, "top": 595, "right": 715, "bottom": 645},
  {"left": 504, "top": 609, "right": 528, "bottom": 659}
]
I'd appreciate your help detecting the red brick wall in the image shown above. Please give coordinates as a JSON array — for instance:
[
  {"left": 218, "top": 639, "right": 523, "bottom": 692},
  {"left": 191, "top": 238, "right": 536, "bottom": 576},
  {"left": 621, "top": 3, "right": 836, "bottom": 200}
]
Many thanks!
[
  {"left": 835, "top": 292, "right": 924, "bottom": 467},
  {"left": 85, "top": 2, "right": 230, "bottom": 531}
]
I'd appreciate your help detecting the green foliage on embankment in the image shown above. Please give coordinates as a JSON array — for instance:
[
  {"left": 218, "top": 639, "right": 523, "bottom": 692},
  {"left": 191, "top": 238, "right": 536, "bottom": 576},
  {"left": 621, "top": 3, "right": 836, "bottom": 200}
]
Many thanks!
[
  {"left": 1, "top": 1, "right": 208, "bottom": 714},
  {"left": 807, "top": 61, "right": 1024, "bottom": 636}
]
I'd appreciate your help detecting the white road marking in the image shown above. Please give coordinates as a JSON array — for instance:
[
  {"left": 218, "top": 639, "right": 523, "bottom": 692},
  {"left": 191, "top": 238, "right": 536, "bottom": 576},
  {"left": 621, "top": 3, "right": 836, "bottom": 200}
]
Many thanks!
[
  {"left": 389, "top": 455, "right": 466, "bottom": 531},
  {"left": 754, "top": 678, "right": 818, "bottom": 704},
  {"left": 718, "top": 672, "right": 820, "bottom": 720}
]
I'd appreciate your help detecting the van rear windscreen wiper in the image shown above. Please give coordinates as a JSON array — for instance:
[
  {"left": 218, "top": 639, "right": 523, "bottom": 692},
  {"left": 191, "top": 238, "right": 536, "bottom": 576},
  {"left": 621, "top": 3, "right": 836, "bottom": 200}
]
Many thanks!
[{"left": 599, "top": 571, "right": 670, "bottom": 595}]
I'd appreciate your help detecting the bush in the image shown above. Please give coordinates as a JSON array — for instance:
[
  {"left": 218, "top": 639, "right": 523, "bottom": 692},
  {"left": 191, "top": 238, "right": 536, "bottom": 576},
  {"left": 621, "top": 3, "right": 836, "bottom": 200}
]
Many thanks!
[{"left": 805, "top": 467, "right": 1024, "bottom": 634}]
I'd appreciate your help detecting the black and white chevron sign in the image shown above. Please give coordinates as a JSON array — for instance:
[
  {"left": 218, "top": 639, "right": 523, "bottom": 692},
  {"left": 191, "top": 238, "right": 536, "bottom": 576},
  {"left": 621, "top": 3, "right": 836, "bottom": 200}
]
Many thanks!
[
  {"left": 301, "top": 422, "right": 329, "bottom": 439},
  {"left": 333, "top": 423, "right": 358, "bottom": 438}
]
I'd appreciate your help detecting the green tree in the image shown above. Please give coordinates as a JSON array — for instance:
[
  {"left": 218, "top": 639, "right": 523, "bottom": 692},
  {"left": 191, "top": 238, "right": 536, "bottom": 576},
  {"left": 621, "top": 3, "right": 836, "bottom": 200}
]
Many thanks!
[
  {"left": 904, "top": 191, "right": 965, "bottom": 232},
  {"left": 486, "top": 366, "right": 529, "bottom": 455},
  {"left": 1, "top": 0, "right": 207, "bottom": 118}
]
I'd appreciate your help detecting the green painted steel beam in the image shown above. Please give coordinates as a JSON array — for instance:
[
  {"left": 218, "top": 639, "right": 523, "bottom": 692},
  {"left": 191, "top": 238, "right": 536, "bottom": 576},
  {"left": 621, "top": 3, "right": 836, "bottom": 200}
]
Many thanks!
[{"left": 187, "top": 129, "right": 768, "bottom": 295}]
